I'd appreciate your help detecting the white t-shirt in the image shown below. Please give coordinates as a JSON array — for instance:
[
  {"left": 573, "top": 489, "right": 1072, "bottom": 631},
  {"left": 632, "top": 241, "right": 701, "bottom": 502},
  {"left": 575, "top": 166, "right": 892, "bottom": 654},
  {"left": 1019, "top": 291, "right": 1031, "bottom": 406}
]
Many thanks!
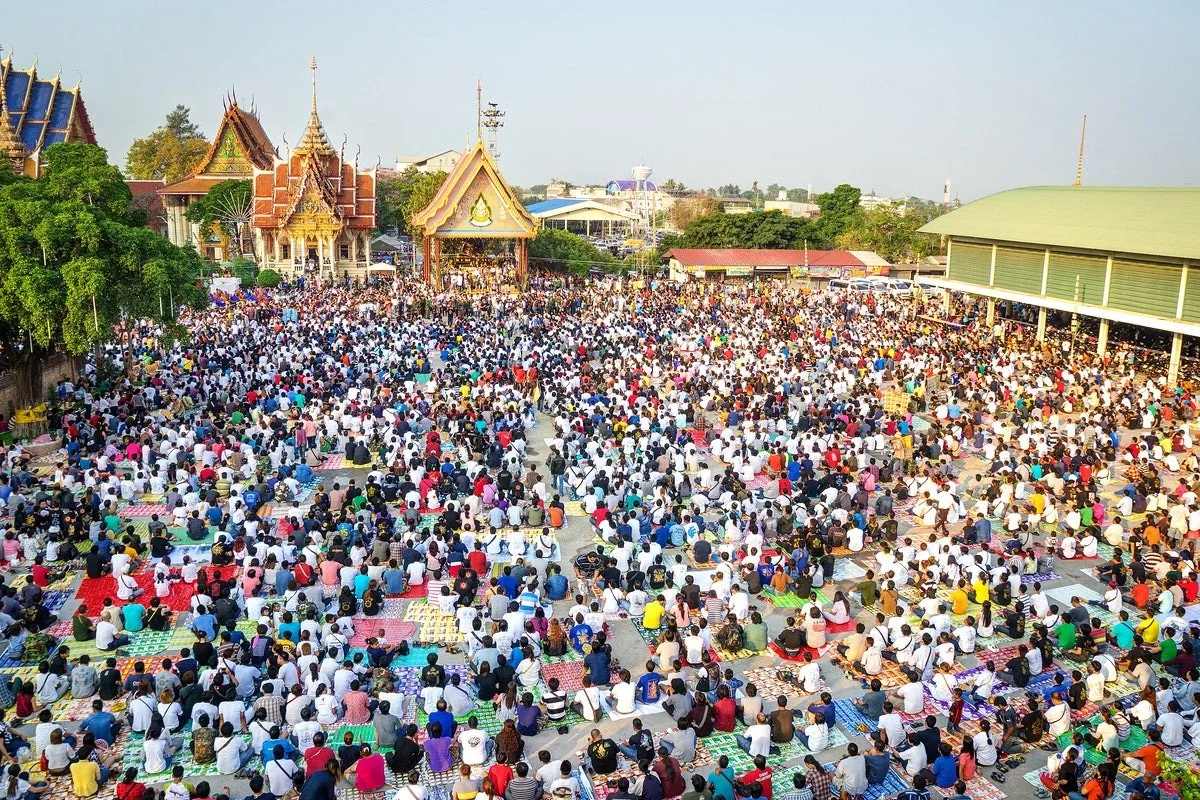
[
  {"left": 610, "top": 681, "right": 635, "bottom": 714},
  {"left": 896, "top": 682, "right": 925, "bottom": 714},
  {"left": 457, "top": 727, "right": 490, "bottom": 766},
  {"left": 573, "top": 687, "right": 602, "bottom": 721},
  {"left": 215, "top": 735, "right": 248, "bottom": 774},
  {"left": 744, "top": 722, "right": 772, "bottom": 758},
  {"left": 96, "top": 620, "right": 118, "bottom": 650}
]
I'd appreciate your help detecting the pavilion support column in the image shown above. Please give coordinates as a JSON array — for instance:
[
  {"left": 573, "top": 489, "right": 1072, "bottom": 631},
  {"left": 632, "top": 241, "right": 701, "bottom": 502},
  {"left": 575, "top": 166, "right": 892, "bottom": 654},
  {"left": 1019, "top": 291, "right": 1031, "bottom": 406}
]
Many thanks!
[
  {"left": 1036, "top": 307, "right": 1048, "bottom": 342},
  {"left": 941, "top": 290, "right": 951, "bottom": 314},
  {"left": 986, "top": 298, "right": 996, "bottom": 327},
  {"left": 1097, "top": 320, "right": 1110, "bottom": 358},
  {"left": 423, "top": 237, "right": 432, "bottom": 283},
  {"left": 1169, "top": 332, "right": 1183, "bottom": 388}
]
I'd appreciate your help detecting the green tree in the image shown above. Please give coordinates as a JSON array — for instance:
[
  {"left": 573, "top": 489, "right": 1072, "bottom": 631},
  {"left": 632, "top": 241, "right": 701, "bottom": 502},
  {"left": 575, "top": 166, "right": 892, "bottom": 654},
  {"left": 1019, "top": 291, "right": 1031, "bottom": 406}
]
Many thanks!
[
  {"left": 0, "top": 143, "right": 206, "bottom": 404},
  {"left": 717, "top": 184, "right": 741, "bottom": 197},
  {"left": 672, "top": 210, "right": 827, "bottom": 250},
  {"left": 660, "top": 178, "right": 687, "bottom": 194},
  {"left": 164, "top": 105, "right": 205, "bottom": 140},
  {"left": 528, "top": 228, "right": 614, "bottom": 275},
  {"left": 126, "top": 106, "right": 209, "bottom": 182},
  {"left": 404, "top": 170, "right": 448, "bottom": 240},
  {"left": 184, "top": 179, "right": 253, "bottom": 259},
  {"left": 836, "top": 202, "right": 937, "bottom": 264},
  {"left": 814, "top": 183, "right": 863, "bottom": 242},
  {"left": 786, "top": 187, "right": 810, "bottom": 202},
  {"left": 374, "top": 166, "right": 420, "bottom": 234},
  {"left": 764, "top": 183, "right": 785, "bottom": 201},
  {"left": 256, "top": 268, "right": 281, "bottom": 288}
]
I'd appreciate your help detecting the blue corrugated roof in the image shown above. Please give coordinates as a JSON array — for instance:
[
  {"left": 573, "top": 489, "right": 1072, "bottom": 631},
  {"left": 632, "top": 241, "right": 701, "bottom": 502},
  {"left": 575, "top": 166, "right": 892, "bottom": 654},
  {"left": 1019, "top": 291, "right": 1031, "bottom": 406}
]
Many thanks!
[
  {"left": 43, "top": 130, "right": 67, "bottom": 145},
  {"left": 526, "top": 198, "right": 586, "bottom": 214},
  {"left": 0, "top": 61, "right": 95, "bottom": 162}
]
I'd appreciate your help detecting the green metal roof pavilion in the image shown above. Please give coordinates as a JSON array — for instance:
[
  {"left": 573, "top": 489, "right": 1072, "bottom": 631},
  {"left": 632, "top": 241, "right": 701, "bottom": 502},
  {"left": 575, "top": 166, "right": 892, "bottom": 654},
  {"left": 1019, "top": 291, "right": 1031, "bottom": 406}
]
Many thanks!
[{"left": 920, "top": 186, "right": 1200, "bottom": 262}]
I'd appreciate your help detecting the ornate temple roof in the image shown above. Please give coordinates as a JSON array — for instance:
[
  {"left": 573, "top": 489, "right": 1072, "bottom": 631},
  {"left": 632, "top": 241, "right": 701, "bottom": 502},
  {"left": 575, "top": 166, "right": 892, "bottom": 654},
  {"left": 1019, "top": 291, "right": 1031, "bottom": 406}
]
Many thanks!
[
  {"left": 412, "top": 139, "right": 537, "bottom": 239},
  {"left": 160, "top": 96, "right": 276, "bottom": 196},
  {"left": 251, "top": 58, "right": 375, "bottom": 232},
  {"left": 0, "top": 54, "right": 98, "bottom": 165}
]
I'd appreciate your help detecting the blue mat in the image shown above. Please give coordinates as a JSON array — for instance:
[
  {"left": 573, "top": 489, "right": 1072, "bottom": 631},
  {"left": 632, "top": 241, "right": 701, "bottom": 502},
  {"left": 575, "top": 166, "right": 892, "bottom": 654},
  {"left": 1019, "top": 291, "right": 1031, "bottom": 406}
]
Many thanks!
[
  {"left": 833, "top": 698, "right": 881, "bottom": 735},
  {"left": 43, "top": 590, "right": 70, "bottom": 614},
  {"left": 820, "top": 762, "right": 910, "bottom": 800},
  {"left": 388, "top": 646, "right": 439, "bottom": 668}
]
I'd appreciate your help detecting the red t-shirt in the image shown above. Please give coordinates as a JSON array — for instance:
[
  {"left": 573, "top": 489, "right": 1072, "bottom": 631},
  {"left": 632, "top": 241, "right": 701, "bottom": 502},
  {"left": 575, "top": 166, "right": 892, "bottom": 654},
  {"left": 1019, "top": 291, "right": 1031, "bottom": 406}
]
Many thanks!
[
  {"left": 487, "top": 764, "right": 513, "bottom": 797},
  {"left": 713, "top": 697, "right": 737, "bottom": 732},
  {"left": 467, "top": 550, "right": 488, "bottom": 575},
  {"left": 741, "top": 767, "right": 773, "bottom": 799},
  {"left": 304, "top": 745, "right": 335, "bottom": 777}
]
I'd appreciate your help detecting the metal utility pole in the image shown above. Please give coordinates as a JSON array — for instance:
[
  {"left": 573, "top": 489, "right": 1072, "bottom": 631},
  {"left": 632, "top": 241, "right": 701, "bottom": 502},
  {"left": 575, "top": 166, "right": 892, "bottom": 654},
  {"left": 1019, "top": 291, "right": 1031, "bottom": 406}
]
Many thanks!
[{"left": 1074, "top": 115, "right": 1087, "bottom": 187}]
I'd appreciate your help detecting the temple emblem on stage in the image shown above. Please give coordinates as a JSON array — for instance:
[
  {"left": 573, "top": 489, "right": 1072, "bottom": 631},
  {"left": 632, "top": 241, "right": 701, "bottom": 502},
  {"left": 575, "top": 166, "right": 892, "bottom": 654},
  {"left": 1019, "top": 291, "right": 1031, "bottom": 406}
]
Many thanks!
[{"left": 469, "top": 194, "right": 493, "bottom": 227}]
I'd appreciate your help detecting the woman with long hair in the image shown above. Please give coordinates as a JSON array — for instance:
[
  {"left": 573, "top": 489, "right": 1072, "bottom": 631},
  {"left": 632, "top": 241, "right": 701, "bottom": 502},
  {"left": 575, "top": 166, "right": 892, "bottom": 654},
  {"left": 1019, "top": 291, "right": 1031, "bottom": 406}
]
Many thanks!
[
  {"left": 823, "top": 591, "right": 851, "bottom": 625},
  {"left": 493, "top": 682, "right": 519, "bottom": 724}
]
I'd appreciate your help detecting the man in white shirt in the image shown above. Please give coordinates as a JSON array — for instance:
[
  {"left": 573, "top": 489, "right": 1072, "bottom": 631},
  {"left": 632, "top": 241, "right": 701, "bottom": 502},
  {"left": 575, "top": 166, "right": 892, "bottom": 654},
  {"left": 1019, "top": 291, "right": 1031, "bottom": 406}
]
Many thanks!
[
  {"left": 895, "top": 741, "right": 928, "bottom": 776},
  {"left": 894, "top": 674, "right": 925, "bottom": 714},
  {"left": 457, "top": 722, "right": 493, "bottom": 766},
  {"left": 875, "top": 705, "right": 907, "bottom": 748},
  {"left": 736, "top": 712, "right": 773, "bottom": 758},
  {"left": 798, "top": 655, "right": 823, "bottom": 693},
  {"left": 1158, "top": 703, "right": 1186, "bottom": 747}
]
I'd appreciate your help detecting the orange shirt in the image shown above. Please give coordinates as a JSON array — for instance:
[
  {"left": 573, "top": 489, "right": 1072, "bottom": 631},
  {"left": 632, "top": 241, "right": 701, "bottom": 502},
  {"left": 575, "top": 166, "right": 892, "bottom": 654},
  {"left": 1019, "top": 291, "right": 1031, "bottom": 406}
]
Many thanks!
[
  {"left": 1133, "top": 743, "right": 1163, "bottom": 777},
  {"left": 1131, "top": 582, "right": 1151, "bottom": 608},
  {"left": 1144, "top": 526, "right": 1161, "bottom": 547}
]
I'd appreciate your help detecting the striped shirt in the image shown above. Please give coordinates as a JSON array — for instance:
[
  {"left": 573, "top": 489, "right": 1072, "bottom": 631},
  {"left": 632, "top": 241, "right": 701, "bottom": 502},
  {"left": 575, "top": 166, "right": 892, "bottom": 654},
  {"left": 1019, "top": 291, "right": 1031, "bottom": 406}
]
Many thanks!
[{"left": 543, "top": 689, "right": 569, "bottom": 721}]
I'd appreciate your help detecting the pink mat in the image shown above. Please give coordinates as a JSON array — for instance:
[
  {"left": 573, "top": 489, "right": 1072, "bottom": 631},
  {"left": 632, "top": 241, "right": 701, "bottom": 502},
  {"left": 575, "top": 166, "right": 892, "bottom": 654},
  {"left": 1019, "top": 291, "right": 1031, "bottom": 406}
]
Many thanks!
[{"left": 349, "top": 619, "right": 418, "bottom": 647}]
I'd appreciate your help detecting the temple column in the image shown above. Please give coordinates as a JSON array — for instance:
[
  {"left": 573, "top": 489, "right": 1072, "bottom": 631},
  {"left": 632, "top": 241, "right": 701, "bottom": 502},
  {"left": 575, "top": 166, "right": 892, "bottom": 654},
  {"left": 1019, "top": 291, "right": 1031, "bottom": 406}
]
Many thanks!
[
  {"left": 1169, "top": 332, "right": 1183, "bottom": 388},
  {"left": 1036, "top": 307, "right": 1048, "bottom": 342},
  {"left": 351, "top": 234, "right": 357, "bottom": 265},
  {"left": 1097, "top": 320, "right": 1109, "bottom": 358},
  {"left": 986, "top": 298, "right": 995, "bottom": 327},
  {"left": 423, "top": 237, "right": 432, "bottom": 283}
]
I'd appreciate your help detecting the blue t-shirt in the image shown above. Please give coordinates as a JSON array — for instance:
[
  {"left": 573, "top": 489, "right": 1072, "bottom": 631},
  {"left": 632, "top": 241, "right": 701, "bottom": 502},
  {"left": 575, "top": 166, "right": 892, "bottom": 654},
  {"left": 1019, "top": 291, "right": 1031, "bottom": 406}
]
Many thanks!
[
  {"left": 498, "top": 575, "right": 519, "bottom": 599},
  {"left": 570, "top": 624, "right": 593, "bottom": 653},
  {"left": 932, "top": 755, "right": 958, "bottom": 788},
  {"left": 191, "top": 613, "right": 217, "bottom": 639},
  {"left": 546, "top": 574, "right": 568, "bottom": 600},
  {"left": 78, "top": 711, "right": 117, "bottom": 744},
  {"left": 353, "top": 573, "right": 371, "bottom": 598},
  {"left": 584, "top": 650, "right": 611, "bottom": 685},
  {"left": 384, "top": 569, "right": 405, "bottom": 595},
  {"left": 635, "top": 673, "right": 662, "bottom": 704}
]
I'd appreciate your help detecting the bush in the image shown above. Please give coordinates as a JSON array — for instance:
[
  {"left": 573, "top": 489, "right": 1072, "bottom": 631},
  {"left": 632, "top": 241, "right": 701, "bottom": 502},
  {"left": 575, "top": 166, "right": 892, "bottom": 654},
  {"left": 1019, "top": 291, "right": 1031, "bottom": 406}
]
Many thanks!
[{"left": 256, "top": 269, "right": 281, "bottom": 288}]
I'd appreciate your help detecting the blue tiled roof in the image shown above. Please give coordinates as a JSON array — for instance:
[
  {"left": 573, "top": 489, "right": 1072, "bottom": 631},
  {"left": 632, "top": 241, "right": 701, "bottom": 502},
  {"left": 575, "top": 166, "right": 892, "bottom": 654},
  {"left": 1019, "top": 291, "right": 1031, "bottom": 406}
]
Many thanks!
[
  {"left": 49, "top": 90, "right": 74, "bottom": 130},
  {"left": 526, "top": 198, "right": 586, "bottom": 214},
  {"left": 1, "top": 60, "right": 95, "bottom": 160}
]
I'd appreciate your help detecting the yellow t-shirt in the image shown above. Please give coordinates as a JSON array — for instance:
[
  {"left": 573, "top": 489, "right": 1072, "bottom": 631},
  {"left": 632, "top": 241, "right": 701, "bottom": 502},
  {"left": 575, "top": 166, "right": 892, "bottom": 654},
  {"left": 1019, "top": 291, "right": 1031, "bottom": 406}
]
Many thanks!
[
  {"left": 949, "top": 589, "right": 969, "bottom": 616},
  {"left": 1137, "top": 617, "right": 1160, "bottom": 644},
  {"left": 972, "top": 581, "right": 990, "bottom": 604},
  {"left": 70, "top": 760, "right": 100, "bottom": 797},
  {"left": 642, "top": 601, "right": 665, "bottom": 630}
]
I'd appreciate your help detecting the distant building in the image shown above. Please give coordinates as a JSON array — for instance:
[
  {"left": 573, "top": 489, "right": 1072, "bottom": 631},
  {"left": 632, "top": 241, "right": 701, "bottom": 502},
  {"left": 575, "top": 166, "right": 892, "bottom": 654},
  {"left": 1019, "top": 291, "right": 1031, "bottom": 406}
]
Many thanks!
[
  {"left": 720, "top": 197, "right": 754, "bottom": 214},
  {"left": 859, "top": 193, "right": 906, "bottom": 213},
  {"left": 526, "top": 198, "right": 637, "bottom": 238},
  {"left": 763, "top": 200, "right": 820, "bottom": 219},
  {"left": 0, "top": 55, "right": 98, "bottom": 177},
  {"left": 395, "top": 150, "right": 461, "bottom": 173},
  {"left": 664, "top": 248, "right": 887, "bottom": 286}
]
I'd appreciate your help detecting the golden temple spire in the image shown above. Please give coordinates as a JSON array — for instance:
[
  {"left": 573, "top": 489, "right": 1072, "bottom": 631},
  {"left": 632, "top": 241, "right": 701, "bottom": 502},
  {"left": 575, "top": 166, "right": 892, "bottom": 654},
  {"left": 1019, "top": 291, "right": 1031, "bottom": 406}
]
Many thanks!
[
  {"left": 0, "top": 50, "right": 29, "bottom": 171},
  {"left": 293, "top": 55, "right": 335, "bottom": 158}
]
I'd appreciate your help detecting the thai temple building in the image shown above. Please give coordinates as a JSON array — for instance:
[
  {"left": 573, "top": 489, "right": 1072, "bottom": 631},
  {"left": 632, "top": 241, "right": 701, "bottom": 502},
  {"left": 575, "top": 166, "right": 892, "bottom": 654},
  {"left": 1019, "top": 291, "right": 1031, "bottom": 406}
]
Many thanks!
[
  {"left": 0, "top": 53, "right": 98, "bottom": 177},
  {"left": 251, "top": 59, "right": 376, "bottom": 280},
  {"left": 159, "top": 96, "right": 275, "bottom": 259}
]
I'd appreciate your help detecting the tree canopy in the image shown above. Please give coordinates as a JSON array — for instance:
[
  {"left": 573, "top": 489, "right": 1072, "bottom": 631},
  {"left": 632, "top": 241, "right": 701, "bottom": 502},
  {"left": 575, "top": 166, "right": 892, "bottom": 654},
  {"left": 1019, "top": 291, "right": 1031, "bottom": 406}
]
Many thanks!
[
  {"left": 184, "top": 179, "right": 253, "bottom": 259},
  {"left": 126, "top": 106, "right": 209, "bottom": 182},
  {"left": 529, "top": 228, "right": 614, "bottom": 275},
  {"left": 836, "top": 202, "right": 937, "bottom": 264},
  {"left": 667, "top": 209, "right": 828, "bottom": 251},
  {"left": 0, "top": 143, "right": 206, "bottom": 368},
  {"left": 814, "top": 183, "right": 863, "bottom": 242},
  {"left": 375, "top": 168, "right": 449, "bottom": 239}
]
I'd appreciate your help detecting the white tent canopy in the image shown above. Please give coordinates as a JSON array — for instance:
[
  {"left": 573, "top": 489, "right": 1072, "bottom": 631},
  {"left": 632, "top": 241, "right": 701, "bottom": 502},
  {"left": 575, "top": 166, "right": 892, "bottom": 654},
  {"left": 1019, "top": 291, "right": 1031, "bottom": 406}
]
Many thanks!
[{"left": 367, "top": 262, "right": 396, "bottom": 272}]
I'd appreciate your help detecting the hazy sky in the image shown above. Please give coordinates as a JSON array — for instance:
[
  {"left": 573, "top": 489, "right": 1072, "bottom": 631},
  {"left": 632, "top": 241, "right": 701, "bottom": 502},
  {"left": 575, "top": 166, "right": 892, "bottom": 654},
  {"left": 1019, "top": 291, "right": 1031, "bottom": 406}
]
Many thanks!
[{"left": 6, "top": 1, "right": 1197, "bottom": 200}]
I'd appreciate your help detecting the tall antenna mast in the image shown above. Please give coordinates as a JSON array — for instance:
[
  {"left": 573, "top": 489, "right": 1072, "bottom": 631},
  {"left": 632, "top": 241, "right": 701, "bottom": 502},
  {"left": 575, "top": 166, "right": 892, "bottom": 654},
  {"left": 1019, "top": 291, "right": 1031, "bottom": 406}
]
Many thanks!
[
  {"left": 476, "top": 79, "right": 482, "bottom": 141},
  {"left": 1074, "top": 114, "right": 1087, "bottom": 187}
]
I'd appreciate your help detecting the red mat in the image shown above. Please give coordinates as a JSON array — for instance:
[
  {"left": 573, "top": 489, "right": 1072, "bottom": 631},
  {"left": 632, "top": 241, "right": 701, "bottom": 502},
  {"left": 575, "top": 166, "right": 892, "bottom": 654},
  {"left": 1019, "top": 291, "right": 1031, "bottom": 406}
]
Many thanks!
[
  {"left": 394, "top": 584, "right": 428, "bottom": 599},
  {"left": 768, "top": 642, "right": 832, "bottom": 662},
  {"left": 76, "top": 573, "right": 195, "bottom": 613},
  {"left": 202, "top": 565, "right": 238, "bottom": 583},
  {"left": 825, "top": 619, "right": 859, "bottom": 635}
]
